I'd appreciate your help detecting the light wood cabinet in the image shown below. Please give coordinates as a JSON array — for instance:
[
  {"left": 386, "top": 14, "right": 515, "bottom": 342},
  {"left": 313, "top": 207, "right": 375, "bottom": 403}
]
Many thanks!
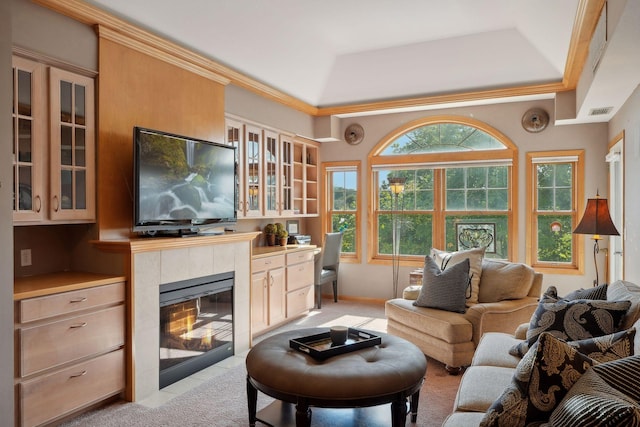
[
  {"left": 293, "top": 141, "right": 319, "bottom": 216},
  {"left": 48, "top": 67, "right": 96, "bottom": 221},
  {"left": 226, "top": 119, "right": 245, "bottom": 218},
  {"left": 251, "top": 254, "right": 286, "bottom": 335},
  {"left": 251, "top": 248, "right": 316, "bottom": 336},
  {"left": 285, "top": 249, "right": 315, "bottom": 318},
  {"left": 244, "top": 124, "right": 263, "bottom": 217},
  {"left": 11, "top": 56, "right": 46, "bottom": 222},
  {"left": 225, "top": 115, "right": 318, "bottom": 219},
  {"left": 280, "top": 135, "right": 295, "bottom": 216},
  {"left": 11, "top": 55, "right": 96, "bottom": 224},
  {"left": 263, "top": 130, "right": 279, "bottom": 217},
  {"left": 15, "top": 276, "right": 125, "bottom": 427}
]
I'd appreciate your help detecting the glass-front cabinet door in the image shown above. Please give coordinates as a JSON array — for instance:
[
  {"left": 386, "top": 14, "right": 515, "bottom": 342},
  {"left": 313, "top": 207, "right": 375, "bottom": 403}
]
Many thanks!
[
  {"left": 12, "top": 57, "right": 45, "bottom": 222},
  {"left": 280, "top": 136, "right": 294, "bottom": 216},
  {"left": 49, "top": 67, "right": 95, "bottom": 221},
  {"left": 244, "top": 125, "right": 262, "bottom": 217},
  {"left": 226, "top": 119, "right": 245, "bottom": 218},
  {"left": 264, "top": 130, "right": 279, "bottom": 217}
]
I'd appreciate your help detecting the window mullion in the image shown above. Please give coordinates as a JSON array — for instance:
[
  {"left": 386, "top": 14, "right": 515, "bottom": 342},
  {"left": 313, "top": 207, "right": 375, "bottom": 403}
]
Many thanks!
[{"left": 432, "top": 169, "right": 445, "bottom": 249}]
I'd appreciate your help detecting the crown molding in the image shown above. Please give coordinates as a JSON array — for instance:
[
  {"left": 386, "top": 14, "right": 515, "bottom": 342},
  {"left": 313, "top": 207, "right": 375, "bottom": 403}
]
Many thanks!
[{"left": 33, "top": 0, "right": 596, "bottom": 118}]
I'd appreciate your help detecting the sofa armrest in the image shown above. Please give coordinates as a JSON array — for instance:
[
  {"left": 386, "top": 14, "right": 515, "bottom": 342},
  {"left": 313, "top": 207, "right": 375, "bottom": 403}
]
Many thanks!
[
  {"left": 514, "top": 322, "right": 529, "bottom": 339},
  {"left": 463, "top": 297, "right": 538, "bottom": 346}
]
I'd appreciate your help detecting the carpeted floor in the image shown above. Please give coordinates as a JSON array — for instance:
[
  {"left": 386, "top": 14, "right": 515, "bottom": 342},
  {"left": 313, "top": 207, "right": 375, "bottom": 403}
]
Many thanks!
[{"left": 61, "top": 299, "right": 461, "bottom": 426}]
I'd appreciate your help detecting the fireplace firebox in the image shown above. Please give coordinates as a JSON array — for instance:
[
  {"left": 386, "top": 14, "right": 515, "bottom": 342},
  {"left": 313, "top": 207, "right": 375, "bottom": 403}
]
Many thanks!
[{"left": 159, "top": 271, "right": 234, "bottom": 388}]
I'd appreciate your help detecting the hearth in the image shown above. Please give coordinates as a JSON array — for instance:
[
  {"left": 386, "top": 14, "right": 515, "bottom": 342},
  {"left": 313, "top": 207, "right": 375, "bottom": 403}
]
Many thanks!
[{"left": 159, "top": 271, "right": 234, "bottom": 388}]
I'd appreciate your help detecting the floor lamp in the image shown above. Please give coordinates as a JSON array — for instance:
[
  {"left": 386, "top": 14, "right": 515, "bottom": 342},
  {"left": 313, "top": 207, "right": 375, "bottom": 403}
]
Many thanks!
[
  {"left": 389, "top": 177, "right": 406, "bottom": 298},
  {"left": 573, "top": 193, "right": 619, "bottom": 286}
]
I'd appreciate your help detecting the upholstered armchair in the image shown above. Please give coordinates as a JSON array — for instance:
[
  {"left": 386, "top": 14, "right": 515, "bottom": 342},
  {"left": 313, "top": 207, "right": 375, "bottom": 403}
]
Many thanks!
[{"left": 313, "top": 232, "right": 343, "bottom": 309}]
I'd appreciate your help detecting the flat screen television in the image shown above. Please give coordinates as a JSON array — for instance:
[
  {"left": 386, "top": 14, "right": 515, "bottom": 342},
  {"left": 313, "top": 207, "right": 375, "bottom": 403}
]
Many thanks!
[{"left": 133, "top": 127, "right": 237, "bottom": 236}]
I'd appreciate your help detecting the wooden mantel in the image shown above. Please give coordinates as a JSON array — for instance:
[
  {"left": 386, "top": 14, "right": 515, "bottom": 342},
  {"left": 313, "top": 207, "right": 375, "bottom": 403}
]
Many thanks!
[{"left": 92, "top": 231, "right": 261, "bottom": 254}]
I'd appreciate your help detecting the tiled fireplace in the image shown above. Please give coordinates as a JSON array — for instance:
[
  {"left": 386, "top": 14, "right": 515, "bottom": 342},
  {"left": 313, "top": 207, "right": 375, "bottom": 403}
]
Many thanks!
[{"left": 127, "top": 236, "right": 253, "bottom": 401}]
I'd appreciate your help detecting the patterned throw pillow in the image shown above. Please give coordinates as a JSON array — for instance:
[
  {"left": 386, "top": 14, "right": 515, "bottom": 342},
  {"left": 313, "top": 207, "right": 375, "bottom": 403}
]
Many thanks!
[
  {"left": 548, "top": 355, "right": 640, "bottom": 426},
  {"left": 564, "top": 283, "right": 608, "bottom": 300},
  {"left": 481, "top": 332, "right": 597, "bottom": 427},
  {"left": 431, "top": 246, "right": 484, "bottom": 306},
  {"left": 567, "top": 328, "right": 635, "bottom": 362},
  {"left": 509, "top": 298, "right": 631, "bottom": 357},
  {"left": 413, "top": 256, "right": 470, "bottom": 313}
]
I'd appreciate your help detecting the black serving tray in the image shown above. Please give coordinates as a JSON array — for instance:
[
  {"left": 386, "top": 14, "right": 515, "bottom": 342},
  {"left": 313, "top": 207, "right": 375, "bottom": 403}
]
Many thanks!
[{"left": 289, "top": 328, "right": 382, "bottom": 360}]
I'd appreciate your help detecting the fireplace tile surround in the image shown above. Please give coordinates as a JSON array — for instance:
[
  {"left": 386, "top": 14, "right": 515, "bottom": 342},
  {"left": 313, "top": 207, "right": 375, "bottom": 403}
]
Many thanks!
[{"left": 94, "top": 232, "right": 257, "bottom": 402}]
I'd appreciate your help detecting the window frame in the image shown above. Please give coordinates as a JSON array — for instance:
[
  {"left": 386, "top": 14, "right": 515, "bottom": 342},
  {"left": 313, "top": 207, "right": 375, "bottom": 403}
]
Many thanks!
[
  {"left": 368, "top": 115, "right": 518, "bottom": 266},
  {"left": 526, "top": 150, "right": 585, "bottom": 274},
  {"left": 322, "top": 161, "right": 361, "bottom": 263}
]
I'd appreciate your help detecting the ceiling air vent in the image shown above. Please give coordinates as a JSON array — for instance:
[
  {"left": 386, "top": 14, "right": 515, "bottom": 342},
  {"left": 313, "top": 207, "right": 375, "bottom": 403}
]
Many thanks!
[{"left": 589, "top": 107, "right": 614, "bottom": 116}]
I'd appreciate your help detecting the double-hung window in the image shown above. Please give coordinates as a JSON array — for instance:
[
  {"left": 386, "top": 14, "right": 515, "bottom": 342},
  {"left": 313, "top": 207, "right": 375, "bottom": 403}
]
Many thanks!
[
  {"left": 323, "top": 161, "right": 360, "bottom": 261},
  {"left": 526, "top": 151, "right": 584, "bottom": 273}
]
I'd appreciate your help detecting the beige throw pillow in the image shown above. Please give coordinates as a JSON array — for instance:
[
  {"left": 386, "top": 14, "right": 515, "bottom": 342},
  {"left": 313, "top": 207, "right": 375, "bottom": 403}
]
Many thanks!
[
  {"left": 478, "top": 259, "right": 535, "bottom": 303},
  {"left": 431, "top": 246, "right": 485, "bottom": 305}
]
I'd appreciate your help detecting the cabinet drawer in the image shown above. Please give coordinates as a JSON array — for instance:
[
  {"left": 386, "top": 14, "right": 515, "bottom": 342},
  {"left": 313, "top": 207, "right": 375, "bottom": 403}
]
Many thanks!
[
  {"left": 19, "top": 305, "right": 125, "bottom": 377},
  {"left": 287, "top": 286, "right": 314, "bottom": 318},
  {"left": 251, "top": 255, "right": 285, "bottom": 272},
  {"left": 286, "top": 250, "right": 315, "bottom": 265},
  {"left": 286, "top": 260, "right": 314, "bottom": 291},
  {"left": 18, "top": 281, "right": 125, "bottom": 323},
  {"left": 20, "top": 349, "right": 124, "bottom": 427}
]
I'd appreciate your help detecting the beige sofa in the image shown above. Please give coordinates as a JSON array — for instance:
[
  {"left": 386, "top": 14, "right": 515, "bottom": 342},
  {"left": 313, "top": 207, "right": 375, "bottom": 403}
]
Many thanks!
[
  {"left": 443, "top": 279, "right": 640, "bottom": 426},
  {"left": 385, "top": 259, "right": 542, "bottom": 371}
]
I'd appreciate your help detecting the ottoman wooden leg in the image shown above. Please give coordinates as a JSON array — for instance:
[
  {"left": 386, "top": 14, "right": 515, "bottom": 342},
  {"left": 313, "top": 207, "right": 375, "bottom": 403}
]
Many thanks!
[
  {"left": 391, "top": 398, "right": 407, "bottom": 427},
  {"left": 246, "top": 375, "right": 258, "bottom": 426},
  {"left": 295, "top": 400, "right": 312, "bottom": 427},
  {"left": 410, "top": 389, "right": 420, "bottom": 422}
]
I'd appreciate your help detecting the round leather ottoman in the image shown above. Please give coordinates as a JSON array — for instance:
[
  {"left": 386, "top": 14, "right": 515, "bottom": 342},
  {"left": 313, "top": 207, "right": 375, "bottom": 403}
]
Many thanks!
[{"left": 246, "top": 328, "right": 427, "bottom": 427}]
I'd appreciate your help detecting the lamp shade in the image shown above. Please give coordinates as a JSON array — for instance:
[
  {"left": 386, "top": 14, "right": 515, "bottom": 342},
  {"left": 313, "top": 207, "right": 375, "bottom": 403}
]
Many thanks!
[
  {"left": 388, "top": 177, "right": 406, "bottom": 195},
  {"left": 573, "top": 197, "right": 620, "bottom": 239}
]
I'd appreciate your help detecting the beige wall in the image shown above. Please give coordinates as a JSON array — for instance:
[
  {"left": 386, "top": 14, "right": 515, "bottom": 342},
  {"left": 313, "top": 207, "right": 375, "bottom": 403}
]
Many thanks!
[
  {"left": 609, "top": 84, "right": 640, "bottom": 281},
  {"left": 1, "top": 1, "right": 14, "bottom": 424},
  {"left": 321, "top": 99, "right": 610, "bottom": 299},
  {"left": 11, "top": 0, "right": 97, "bottom": 71},
  {"left": 225, "top": 84, "right": 315, "bottom": 139}
]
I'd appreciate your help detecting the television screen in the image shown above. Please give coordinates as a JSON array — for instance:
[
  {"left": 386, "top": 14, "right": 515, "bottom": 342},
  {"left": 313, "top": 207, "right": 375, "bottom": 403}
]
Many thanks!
[{"left": 133, "top": 127, "right": 236, "bottom": 234}]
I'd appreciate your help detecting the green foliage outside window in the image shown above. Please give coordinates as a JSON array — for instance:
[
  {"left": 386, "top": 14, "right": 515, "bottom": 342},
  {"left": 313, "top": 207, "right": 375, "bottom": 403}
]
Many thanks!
[
  {"left": 537, "top": 215, "right": 573, "bottom": 263},
  {"left": 381, "top": 123, "right": 506, "bottom": 154},
  {"left": 446, "top": 166, "right": 508, "bottom": 211},
  {"left": 535, "top": 162, "right": 574, "bottom": 263},
  {"left": 330, "top": 170, "right": 357, "bottom": 253},
  {"left": 537, "top": 164, "right": 572, "bottom": 211},
  {"left": 332, "top": 213, "right": 355, "bottom": 253},
  {"left": 378, "top": 213, "right": 433, "bottom": 255}
]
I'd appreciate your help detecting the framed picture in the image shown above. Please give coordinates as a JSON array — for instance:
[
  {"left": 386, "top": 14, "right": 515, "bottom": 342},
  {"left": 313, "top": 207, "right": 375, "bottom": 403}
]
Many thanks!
[
  {"left": 286, "top": 220, "right": 299, "bottom": 235},
  {"left": 456, "top": 223, "right": 496, "bottom": 253}
]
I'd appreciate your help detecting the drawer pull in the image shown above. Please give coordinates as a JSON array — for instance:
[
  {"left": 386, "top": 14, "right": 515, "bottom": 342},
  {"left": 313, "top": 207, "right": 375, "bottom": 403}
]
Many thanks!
[
  {"left": 70, "top": 322, "right": 88, "bottom": 328},
  {"left": 70, "top": 297, "right": 88, "bottom": 303},
  {"left": 70, "top": 370, "right": 87, "bottom": 378}
]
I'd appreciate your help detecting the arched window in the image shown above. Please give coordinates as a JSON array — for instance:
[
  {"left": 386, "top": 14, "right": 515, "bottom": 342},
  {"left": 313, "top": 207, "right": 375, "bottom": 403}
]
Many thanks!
[{"left": 368, "top": 116, "right": 517, "bottom": 264}]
